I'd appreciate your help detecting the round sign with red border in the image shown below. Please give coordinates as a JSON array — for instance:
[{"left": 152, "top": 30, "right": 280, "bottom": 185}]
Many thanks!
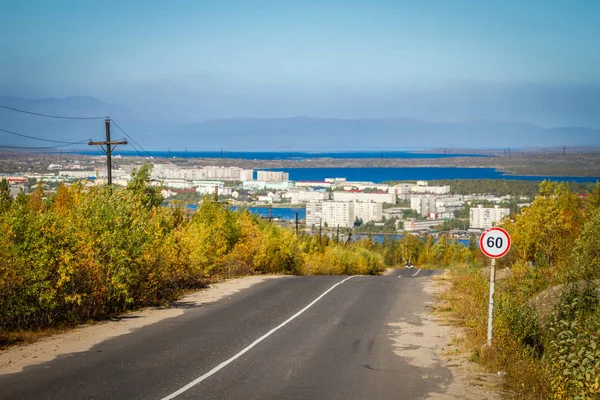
[{"left": 479, "top": 227, "right": 511, "bottom": 258}]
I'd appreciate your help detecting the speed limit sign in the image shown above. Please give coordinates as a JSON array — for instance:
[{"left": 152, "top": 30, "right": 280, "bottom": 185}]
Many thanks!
[
  {"left": 479, "top": 227, "right": 511, "bottom": 259},
  {"left": 480, "top": 227, "right": 511, "bottom": 346}
]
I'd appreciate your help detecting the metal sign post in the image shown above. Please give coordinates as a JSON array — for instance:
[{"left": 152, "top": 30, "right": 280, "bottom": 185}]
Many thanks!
[
  {"left": 487, "top": 258, "right": 496, "bottom": 346},
  {"left": 479, "top": 227, "right": 511, "bottom": 346}
]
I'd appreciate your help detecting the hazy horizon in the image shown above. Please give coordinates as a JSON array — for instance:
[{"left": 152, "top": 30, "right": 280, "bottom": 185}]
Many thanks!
[{"left": 2, "top": 1, "right": 600, "bottom": 150}]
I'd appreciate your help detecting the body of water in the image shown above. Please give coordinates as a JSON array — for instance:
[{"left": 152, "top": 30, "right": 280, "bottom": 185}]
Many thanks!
[
  {"left": 328, "top": 232, "right": 470, "bottom": 246},
  {"left": 230, "top": 206, "right": 306, "bottom": 220},
  {"left": 74, "top": 150, "right": 485, "bottom": 160},
  {"left": 267, "top": 167, "right": 599, "bottom": 183}
]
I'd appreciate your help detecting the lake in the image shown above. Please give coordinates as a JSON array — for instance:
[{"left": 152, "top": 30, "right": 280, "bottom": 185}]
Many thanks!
[
  {"left": 75, "top": 150, "right": 486, "bottom": 160},
  {"left": 266, "top": 167, "right": 599, "bottom": 183},
  {"left": 230, "top": 206, "right": 306, "bottom": 220}
]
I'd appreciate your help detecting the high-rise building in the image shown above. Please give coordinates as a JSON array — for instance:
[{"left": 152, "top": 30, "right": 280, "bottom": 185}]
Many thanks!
[
  {"left": 306, "top": 200, "right": 382, "bottom": 228},
  {"left": 321, "top": 201, "right": 355, "bottom": 228},
  {"left": 286, "top": 190, "right": 330, "bottom": 203},
  {"left": 354, "top": 201, "right": 382, "bottom": 224},
  {"left": 469, "top": 205, "right": 510, "bottom": 229},
  {"left": 332, "top": 191, "right": 396, "bottom": 204},
  {"left": 256, "top": 171, "right": 289, "bottom": 182},
  {"left": 410, "top": 195, "right": 438, "bottom": 215}
]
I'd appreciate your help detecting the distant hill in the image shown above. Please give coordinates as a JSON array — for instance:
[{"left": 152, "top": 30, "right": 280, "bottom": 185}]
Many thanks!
[{"left": 1, "top": 96, "right": 599, "bottom": 151}]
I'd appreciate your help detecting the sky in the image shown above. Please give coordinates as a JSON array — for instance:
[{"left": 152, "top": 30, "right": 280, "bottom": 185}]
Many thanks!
[{"left": 1, "top": 0, "right": 600, "bottom": 126}]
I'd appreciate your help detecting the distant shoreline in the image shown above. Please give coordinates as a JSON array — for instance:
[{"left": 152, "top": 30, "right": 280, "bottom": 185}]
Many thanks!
[{"left": 2, "top": 150, "right": 600, "bottom": 178}]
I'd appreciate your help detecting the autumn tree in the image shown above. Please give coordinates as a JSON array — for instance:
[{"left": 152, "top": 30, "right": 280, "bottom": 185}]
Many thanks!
[
  {"left": 0, "top": 178, "right": 11, "bottom": 213},
  {"left": 128, "top": 164, "right": 163, "bottom": 209},
  {"left": 502, "top": 181, "right": 584, "bottom": 278},
  {"left": 396, "top": 234, "right": 422, "bottom": 265}
]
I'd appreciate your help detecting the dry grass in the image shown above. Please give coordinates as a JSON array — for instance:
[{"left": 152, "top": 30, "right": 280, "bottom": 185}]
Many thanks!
[
  {"left": 435, "top": 266, "right": 552, "bottom": 399},
  {"left": 0, "top": 327, "right": 72, "bottom": 350}
]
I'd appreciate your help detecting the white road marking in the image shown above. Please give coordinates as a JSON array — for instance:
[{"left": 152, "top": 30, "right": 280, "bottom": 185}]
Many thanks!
[
  {"left": 412, "top": 269, "right": 422, "bottom": 277},
  {"left": 160, "top": 275, "right": 357, "bottom": 400}
]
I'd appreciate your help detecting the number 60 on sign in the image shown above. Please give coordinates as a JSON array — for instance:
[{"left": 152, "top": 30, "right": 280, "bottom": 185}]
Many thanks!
[{"left": 479, "top": 227, "right": 511, "bottom": 259}]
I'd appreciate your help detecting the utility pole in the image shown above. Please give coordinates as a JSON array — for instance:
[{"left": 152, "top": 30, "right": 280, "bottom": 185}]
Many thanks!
[
  {"left": 88, "top": 118, "right": 127, "bottom": 186},
  {"left": 319, "top": 219, "right": 322, "bottom": 244},
  {"left": 294, "top": 211, "right": 299, "bottom": 234}
]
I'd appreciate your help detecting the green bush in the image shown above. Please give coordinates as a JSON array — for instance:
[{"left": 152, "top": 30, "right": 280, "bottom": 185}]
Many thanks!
[{"left": 545, "top": 285, "right": 600, "bottom": 399}]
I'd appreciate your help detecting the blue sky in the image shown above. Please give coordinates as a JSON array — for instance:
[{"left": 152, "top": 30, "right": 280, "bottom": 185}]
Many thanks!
[{"left": 1, "top": 0, "right": 599, "bottom": 126}]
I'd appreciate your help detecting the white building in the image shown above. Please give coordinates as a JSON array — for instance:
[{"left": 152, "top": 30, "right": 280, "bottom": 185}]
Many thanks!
[
  {"left": 332, "top": 191, "right": 396, "bottom": 204},
  {"left": 240, "top": 169, "right": 254, "bottom": 182},
  {"left": 412, "top": 182, "right": 450, "bottom": 195},
  {"left": 257, "top": 192, "right": 281, "bottom": 204},
  {"left": 354, "top": 201, "right": 382, "bottom": 224},
  {"left": 321, "top": 201, "right": 355, "bottom": 228},
  {"left": 295, "top": 181, "right": 333, "bottom": 189},
  {"left": 58, "top": 170, "right": 96, "bottom": 179},
  {"left": 393, "top": 182, "right": 451, "bottom": 199},
  {"left": 325, "top": 177, "right": 346, "bottom": 184},
  {"left": 285, "top": 190, "right": 329, "bottom": 203},
  {"left": 305, "top": 202, "right": 323, "bottom": 227},
  {"left": 306, "top": 200, "right": 382, "bottom": 228},
  {"left": 469, "top": 205, "right": 511, "bottom": 229},
  {"left": 410, "top": 195, "right": 438, "bottom": 215},
  {"left": 256, "top": 170, "right": 289, "bottom": 182},
  {"left": 403, "top": 219, "right": 446, "bottom": 232},
  {"left": 152, "top": 164, "right": 253, "bottom": 181},
  {"left": 435, "top": 195, "right": 465, "bottom": 213}
]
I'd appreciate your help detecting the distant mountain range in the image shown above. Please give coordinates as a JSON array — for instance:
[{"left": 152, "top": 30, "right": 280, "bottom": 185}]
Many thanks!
[{"left": 1, "top": 96, "right": 599, "bottom": 151}]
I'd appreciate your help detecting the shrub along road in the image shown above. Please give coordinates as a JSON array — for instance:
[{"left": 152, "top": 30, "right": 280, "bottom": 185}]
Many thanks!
[{"left": 0, "top": 270, "right": 488, "bottom": 400}]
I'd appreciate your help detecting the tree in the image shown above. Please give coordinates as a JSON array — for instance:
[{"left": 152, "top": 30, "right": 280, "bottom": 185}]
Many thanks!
[
  {"left": 396, "top": 235, "right": 423, "bottom": 265},
  {"left": 0, "top": 178, "right": 11, "bottom": 213},
  {"left": 502, "top": 181, "right": 584, "bottom": 274},
  {"left": 572, "top": 208, "right": 600, "bottom": 282},
  {"left": 418, "top": 234, "right": 435, "bottom": 265},
  {"left": 128, "top": 164, "right": 163, "bottom": 209}
]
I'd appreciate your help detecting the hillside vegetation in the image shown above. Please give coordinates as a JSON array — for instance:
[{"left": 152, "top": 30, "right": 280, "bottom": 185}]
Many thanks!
[
  {"left": 0, "top": 166, "right": 387, "bottom": 344},
  {"left": 439, "top": 181, "right": 600, "bottom": 399}
]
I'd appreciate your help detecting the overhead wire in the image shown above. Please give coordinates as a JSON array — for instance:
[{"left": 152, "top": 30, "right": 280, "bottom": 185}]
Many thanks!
[
  {"left": 0, "top": 127, "right": 88, "bottom": 144},
  {"left": 0, "top": 139, "right": 91, "bottom": 150},
  {"left": 110, "top": 118, "right": 154, "bottom": 159},
  {"left": 0, "top": 102, "right": 155, "bottom": 159},
  {"left": 0, "top": 103, "right": 106, "bottom": 120}
]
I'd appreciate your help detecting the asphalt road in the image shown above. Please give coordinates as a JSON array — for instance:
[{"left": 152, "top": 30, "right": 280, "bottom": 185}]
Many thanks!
[{"left": 1, "top": 269, "right": 450, "bottom": 400}]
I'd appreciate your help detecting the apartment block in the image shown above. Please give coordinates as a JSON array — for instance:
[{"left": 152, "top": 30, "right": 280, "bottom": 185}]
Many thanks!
[
  {"left": 469, "top": 205, "right": 510, "bottom": 229},
  {"left": 256, "top": 170, "right": 289, "bottom": 182},
  {"left": 332, "top": 191, "right": 396, "bottom": 204},
  {"left": 321, "top": 201, "right": 355, "bottom": 228},
  {"left": 354, "top": 201, "right": 382, "bottom": 224},
  {"left": 305, "top": 202, "right": 323, "bottom": 227},
  {"left": 286, "top": 190, "right": 329, "bottom": 203},
  {"left": 410, "top": 195, "right": 438, "bottom": 215},
  {"left": 403, "top": 219, "right": 446, "bottom": 232}
]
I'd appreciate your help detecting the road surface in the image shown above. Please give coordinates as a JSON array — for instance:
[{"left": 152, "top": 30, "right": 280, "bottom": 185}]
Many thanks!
[{"left": 1, "top": 270, "right": 456, "bottom": 400}]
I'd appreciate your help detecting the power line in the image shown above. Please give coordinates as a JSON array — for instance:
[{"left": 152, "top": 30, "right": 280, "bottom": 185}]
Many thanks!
[
  {"left": 0, "top": 139, "right": 90, "bottom": 150},
  {"left": 0, "top": 127, "right": 87, "bottom": 144},
  {"left": 126, "top": 140, "right": 150, "bottom": 159},
  {"left": 110, "top": 118, "right": 154, "bottom": 159},
  {"left": 0, "top": 104, "right": 155, "bottom": 160},
  {"left": 0, "top": 103, "right": 106, "bottom": 120}
]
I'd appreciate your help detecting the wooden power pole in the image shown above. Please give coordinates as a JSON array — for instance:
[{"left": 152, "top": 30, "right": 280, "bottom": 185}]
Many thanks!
[{"left": 89, "top": 118, "right": 127, "bottom": 186}]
